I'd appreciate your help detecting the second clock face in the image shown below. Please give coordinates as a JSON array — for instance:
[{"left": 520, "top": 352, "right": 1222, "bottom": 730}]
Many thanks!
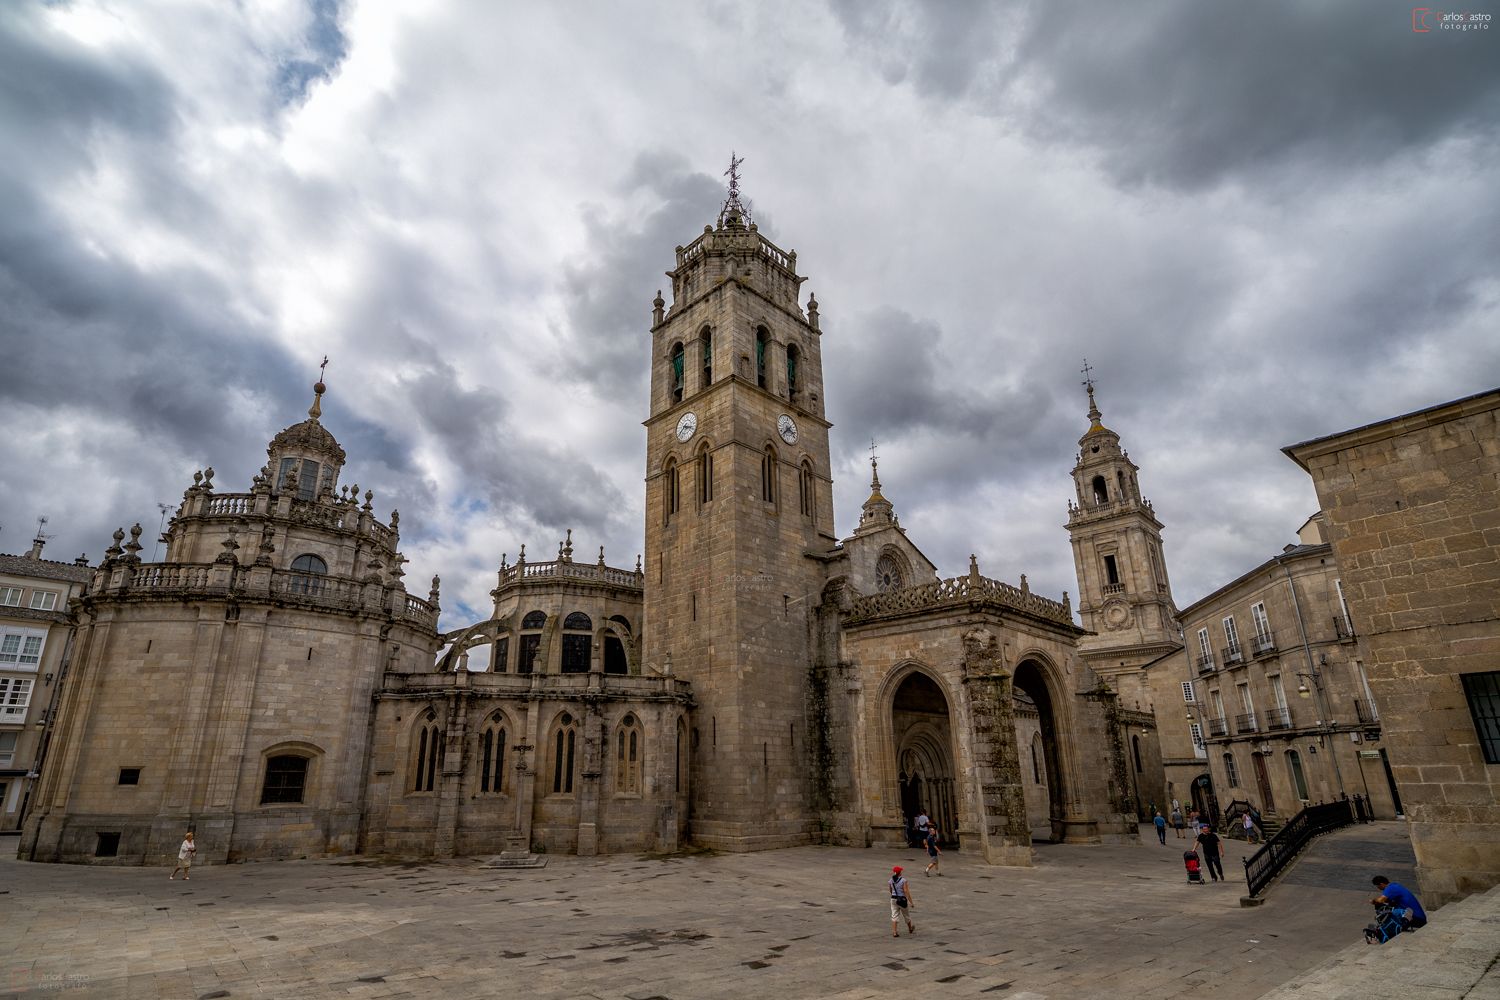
[
  {"left": 676, "top": 412, "right": 698, "bottom": 442},
  {"left": 777, "top": 414, "right": 798, "bottom": 444}
]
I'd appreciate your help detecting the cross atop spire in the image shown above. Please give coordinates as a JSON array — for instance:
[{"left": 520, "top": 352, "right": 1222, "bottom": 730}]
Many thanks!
[
  {"left": 309, "top": 355, "right": 330, "bottom": 419},
  {"left": 1080, "top": 358, "right": 1104, "bottom": 431},
  {"left": 719, "top": 151, "right": 751, "bottom": 228}
]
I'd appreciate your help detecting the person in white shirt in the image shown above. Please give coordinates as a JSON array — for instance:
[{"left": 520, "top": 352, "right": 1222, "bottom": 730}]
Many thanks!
[
  {"left": 888, "top": 865, "right": 915, "bottom": 937},
  {"left": 170, "top": 832, "right": 196, "bottom": 880}
]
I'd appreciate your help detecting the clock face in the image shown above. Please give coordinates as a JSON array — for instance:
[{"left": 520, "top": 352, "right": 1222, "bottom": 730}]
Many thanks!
[
  {"left": 777, "top": 414, "right": 798, "bottom": 444},
  {"left": 675, "top": 412, "right": 698, "bottom": 442}
]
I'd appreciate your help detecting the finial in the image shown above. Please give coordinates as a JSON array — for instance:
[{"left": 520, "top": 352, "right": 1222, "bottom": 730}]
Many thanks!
[
  {"left": 652, "top": 290, "right": 665, "bottom": 326},
  {"left": 429, "top": 575, "right": 441, "bottom": 604},
  {"left": 968, "top": 554, "right": 980, "bottom": 584},
  {"left": 202, "top": 466, "right": 214, "bottom": 489},
  {"left": 635, "top": 553, "right": 642, "bottom": 575},
  {"left": 517, "top": 543, "right": 526, "bottom": 564},
  {"left": 193, "top": 470, "right": 203, "bottom": 487},
  {"left": 563, "top": 528, "right": 573, "bottom": 561},
  {"left": 309, "top": 356, "right": 329, "bottom": 419},
  {"left": 598, "top": 545, "right": 606, "bottom": 568},
  {"left": 869, "top": 439, "right": 881, "bottom": 490},
  {"left": 807, "top": 292, "right": 819, "bottom": 330},
  {"left": 1020, "top": 573, "right": 1029, "bottom": 596},
  {"left": 362, "top": 489, "right": 373, "bottom": 512},
  {"left": 1081, "top": 358, "right": 1104, "bottom": 430}
]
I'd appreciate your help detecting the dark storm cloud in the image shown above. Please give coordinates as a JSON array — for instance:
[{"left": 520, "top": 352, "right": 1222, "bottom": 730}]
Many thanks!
[
  {"left": 555, "top": 153, "right": 726, "bottom": 403},
  {"left": 833, "top": 0, "right": 1500, "bottom": 189}
]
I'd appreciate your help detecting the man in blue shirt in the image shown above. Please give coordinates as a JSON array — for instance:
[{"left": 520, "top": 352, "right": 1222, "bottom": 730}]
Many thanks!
[{"left": 1372, "top": 875, "right": 1428, "bottom": 929}]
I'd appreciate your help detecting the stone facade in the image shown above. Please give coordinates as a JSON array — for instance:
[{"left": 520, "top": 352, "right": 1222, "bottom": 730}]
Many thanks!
[
  {"left": 1151, "top": 514, "right": 1401, "bottom": 827},
  {"left": 1284, "top": 388, "right": 1500, "bottom": 905},
  {"left": 0, "top": 542, "right": 92, "bottom": 832}
]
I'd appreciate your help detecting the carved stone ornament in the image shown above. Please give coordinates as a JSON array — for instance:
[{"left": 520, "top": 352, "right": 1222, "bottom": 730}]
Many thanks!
[
  {"left": 1102, "top": 598, "right": 1133, "bottom": 632},
  {"left": 961, "top": 627, "right": 1007, "bottom": 678}
]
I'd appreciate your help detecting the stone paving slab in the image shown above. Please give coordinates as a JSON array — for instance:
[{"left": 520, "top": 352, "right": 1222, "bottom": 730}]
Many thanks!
[{"left": 0, "top": 823, "right": 1444, "bottom": 999}]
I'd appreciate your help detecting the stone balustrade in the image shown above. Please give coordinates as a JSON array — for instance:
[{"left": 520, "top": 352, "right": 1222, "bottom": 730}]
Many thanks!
[
  {"left": 844, "top": 573, "right": 1073, "bottom": 627},
  {"left": 499, "top": 560, "right": 642, "bottom": 590}
]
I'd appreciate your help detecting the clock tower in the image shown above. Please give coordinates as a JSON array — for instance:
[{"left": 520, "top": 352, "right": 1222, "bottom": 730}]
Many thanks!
[
  {"left": 1066, "top": 373, "right": 1180, "bottom": 704},
  {"left": 642, "top": 161, "right": 834, "bottom": 849}
]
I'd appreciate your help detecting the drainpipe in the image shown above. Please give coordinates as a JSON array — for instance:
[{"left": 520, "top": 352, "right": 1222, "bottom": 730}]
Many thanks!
[{"left": 1277, "top": 554, "right": 1346, "bottom": 800}]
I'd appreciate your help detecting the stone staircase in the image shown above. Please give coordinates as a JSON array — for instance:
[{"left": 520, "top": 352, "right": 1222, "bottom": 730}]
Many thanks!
[{"left": 1258, "top": 882, "right": 1500, "bottom": 999}]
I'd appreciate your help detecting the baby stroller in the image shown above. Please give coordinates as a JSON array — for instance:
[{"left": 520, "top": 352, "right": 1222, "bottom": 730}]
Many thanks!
[
  {"left": 1364, "top": 904, "right": 1405, "bottom": 945},
  {"left": 1183, "top": 850, "right": 1203, "bottom": 885}
]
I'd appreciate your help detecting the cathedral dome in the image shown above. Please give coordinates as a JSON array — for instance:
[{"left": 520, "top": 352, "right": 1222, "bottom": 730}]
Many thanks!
[{"left": 268, "top": 416, "right": 345, "bottom": 464}]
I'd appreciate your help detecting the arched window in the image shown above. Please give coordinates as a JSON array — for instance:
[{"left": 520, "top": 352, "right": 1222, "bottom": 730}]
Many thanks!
[
  {"left": 604, "top": 615, "right": 630, "bottom": 675},
  {"left": 701, "top": 328, "right": 713, "bottom": 387},
  {"left": 798, "top": 461, "right": 815, "bottom": 518},
  {"left": 615, "top": 713, "right": 643, "bottom": 795},
  {"left": 1091, "top": 474, "right": 1109, "bottom": 505},
  {"left": 289, "top": 553, "right": 327, "bottom": 595},
  {"left": 761, "top": 446, "right": 777, "bottom": 504},
  {"left": 552, "top": 712, "right": 578, "bottom": 794},
  {"left": 479, "top": 718, "right": 507, "bottom": 793},
  {"left": 261, "top": 754, "right": 310, "bottom": 804},
  {"left": 278, "top": 458, "right": 321, "bottom": 501},
  {"left": 755, "top": 327, "right": 768, "bottom": 389},
  {"left": 1286, "top": 750, "right": 1309, "bottom": 800},
  {"left": 493, "top": 633, "right": 510, "bottom": 673},
  {"left": 665, "top": 458, "right": 680, "bottom": 521},
  {"left": 670, "top": 342, "right": 685, "bottom": 403},
  {"left": 411, "top": 714, "right": 443, "bottom": 793},
  {"left": 518, "top": 612, "right": 546, "bottom": 674},
  {"left": 875, "top": 552, "right": 905, "bottom": 593},
  {"left": 697, "top": 443, "right": 713, "bottom": 506},
  {"left": 1222, "top": 751, "right": 1240, "bottom": 786},
  {"left": 786, "top": 343, "right": 800, "bottom": 401},
  {"left": 561, "top": 612, "right": 592, "bottom": 674}
]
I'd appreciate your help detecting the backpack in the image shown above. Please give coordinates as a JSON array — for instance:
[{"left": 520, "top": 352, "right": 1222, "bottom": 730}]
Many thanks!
[{"left": 1364, "top": 905, "right": 1404, "bottom": 945}]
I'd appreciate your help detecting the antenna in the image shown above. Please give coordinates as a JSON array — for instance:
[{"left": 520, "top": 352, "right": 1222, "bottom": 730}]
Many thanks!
[
  {"left": 33, "top": 516, "right": 54, "bottom": 542},
  {"left": 152, "top": 503, "right": 173, "bottom": 562}
]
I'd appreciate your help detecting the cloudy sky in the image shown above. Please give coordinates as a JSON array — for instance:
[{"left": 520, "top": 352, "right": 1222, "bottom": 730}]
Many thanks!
[{"left": 1, "top": 0, "right": 1497, "bottom": 628}]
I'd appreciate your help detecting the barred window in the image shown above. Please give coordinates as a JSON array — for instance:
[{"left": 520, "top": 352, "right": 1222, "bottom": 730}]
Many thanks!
[
  {"left": 261, "top": 755, "right": 309, "bottom": 804},
  {"left": 1462, "top": 671, "right": 1500, "bottom": 764}
]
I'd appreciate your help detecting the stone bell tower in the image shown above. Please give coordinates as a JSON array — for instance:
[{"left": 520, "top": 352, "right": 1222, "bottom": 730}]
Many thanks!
[
  {"left": 641, "top": 157, "right": 835, "bottom": 850},
  {"left": 1066, "top": 369, "right": 1180, "bottom": 702}
]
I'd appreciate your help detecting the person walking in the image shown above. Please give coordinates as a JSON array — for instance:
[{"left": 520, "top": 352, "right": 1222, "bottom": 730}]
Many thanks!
[
  {"left": 1170, "top": 804, "right": 1185, "bottom": 839},
  {"left": 1242, "top": 811, "right": 1258, "bottom": 844},
  {"left": 169, "top": 832, "right": 196, "bottom": 880},
  {"left": 1195, "top": 823, "right": 1225, "bottom": 883},
  {"left": 913, "top": 810, "right": 930, "bottom": 848},
  {"left": 889, "top": 865, "right": 915, "bottom": 936},
  {"left": 1153, "top": 810, "right": 1168, "bottom": 845},
  {"left": 923, "top": 825, "right": 942, "bottom": 876}
]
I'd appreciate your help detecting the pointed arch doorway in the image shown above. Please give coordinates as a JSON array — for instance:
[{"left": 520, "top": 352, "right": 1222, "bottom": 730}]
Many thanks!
[
  {"left": 1013, "top": 658, "right": 1068, "bottom": 843},
  {"left": 892, "top": 672, "right": 957, "bottom": 846}
]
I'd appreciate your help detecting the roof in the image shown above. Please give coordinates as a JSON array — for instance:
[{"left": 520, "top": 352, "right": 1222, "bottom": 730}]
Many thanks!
[
  {"left": 1283, "top": 387, "right": 1500, "bottom": 471},
  {"left": 0, "top": 552, "right": 94, "bottom": 585},
  {"left": 1175, "top": 543, "right": 1331, "bottom": 620}
]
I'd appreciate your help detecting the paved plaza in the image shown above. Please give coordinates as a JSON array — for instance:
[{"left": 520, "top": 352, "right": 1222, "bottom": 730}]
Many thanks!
[{"left": 2, "top": 823, "right": 1423, "bottom": 999}]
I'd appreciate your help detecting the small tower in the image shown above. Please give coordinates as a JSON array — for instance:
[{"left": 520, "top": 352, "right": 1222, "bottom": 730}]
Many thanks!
[{"left": 1066, "top": 366, "right": 1180, "bottom": 698}]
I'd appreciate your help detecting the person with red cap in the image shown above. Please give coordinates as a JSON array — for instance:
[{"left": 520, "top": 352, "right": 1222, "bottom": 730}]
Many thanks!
[{"left": 889, "top": 865, "right": 915, "bottom": 937}]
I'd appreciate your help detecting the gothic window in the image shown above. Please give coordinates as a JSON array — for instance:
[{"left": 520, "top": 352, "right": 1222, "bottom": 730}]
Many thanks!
[
  {"left": 798, "top": 461, "right": 815, "bottom": 518},
  {"left": 665, "top": 458, "right": 680, "bottom": 521},
  {"left": 260, "top": 754, "right": 309, "bottom": 804},
  {"left": 561, "top": 613, "right": 591, "bottom": 674},
  {"left": 1091, "top": 475, "right": 1109, "bottom": 505},
  {"left": 411, "top": 716, "right": 443, "bottom": 793},
  {"left": 479, "top": 719, "right": 507, "bottom": 793},
  {"left": 698, "top": 443, "right": 713, "bottom": 505},
  {"left": 875, "top": 553, "right": 905, "bottom": 592},
  {"left": 289, "top": 553, "right": 327, "bottom": 596},
  {"left": 670, "top": 342, "right": 685, "bottom": 403},
  {"left": 493, "top": 635, "right": 510, "bottom": 673},
  {"left": 755, "top": 327, "right": 768, "bottom": 389},
  {"left": 761, "top": 446, "right": 777, "bottom": 504},
  {"left": 615, "top": 713, "right": 643, "bottom": 795},
  {"left": 786, "top": 343, "right": 800, "bottom": 401},
  {"left": 552, "top": 712, "right": 578, "bottom": 794},
  {"left": 1286, "top": 749, "right": 1309, "bottom": 800},
  {"left": 701, "top": 328, "right": 713, "bottom": 387}
]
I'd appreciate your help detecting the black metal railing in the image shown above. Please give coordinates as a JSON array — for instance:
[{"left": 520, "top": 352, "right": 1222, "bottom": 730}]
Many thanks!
[
  {"left": 1243, "top": 799, "right": 1355, "bottom": 897},
  {"left": 1197, "top": 654, "right": 1216, "bottom": 674},
  {"left": 1252, "top": 634, "right": 1277, "bottom": 656},
  {"left": 1333, "top": 616, "right": 1356, "bottom": 641},
  {"left": 1223, "top": 644, "right": 1244, "bottom": 664},
  {"left": 1234, "top": 712, "right": 1259, "bottom": 734},
  {"left": 1208, "top": 716, "right": 1228, "bottom": 737},
  {"left": 1264, "top": 707, "right": 1293, "bottom": 730},
  {"left": 1353, "top": 698, "right": 1378, "bottom": 725}
]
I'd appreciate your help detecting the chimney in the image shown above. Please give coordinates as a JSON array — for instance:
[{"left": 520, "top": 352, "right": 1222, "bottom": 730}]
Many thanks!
[{"left": 27, "top": 536, "right": 45, "bottom": 560}]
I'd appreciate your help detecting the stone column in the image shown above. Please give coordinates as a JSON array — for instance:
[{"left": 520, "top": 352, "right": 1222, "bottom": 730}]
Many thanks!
[
  {"left": 433, "top": 682, "right": 469, "bottom": 858},
  {"left": 575, "top": 704, "right": 604, "bottom": 856},
  {"left": 960, "top": 629, "right": 1032, "bottom": 866}
]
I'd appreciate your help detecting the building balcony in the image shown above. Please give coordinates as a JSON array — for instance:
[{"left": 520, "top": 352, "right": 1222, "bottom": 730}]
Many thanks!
[
  {"left": 1222, "top": 644, "right": 1244, "bottom": 665},
  {"left": 1252, "top": 633, "right": 1277, "bottom": 657},
  {"left": 1197, "top": 654, "right": 1216, "bottom": 674},
  {"left": 1333, "top": 616, "right": 1357, "bottom": 642},
  {"left": 1207, "top": 717, "right": 1228, "bottom": 737},
  {"left": 1102, "top": 582, "right": 1126, "bottom": 596},
  {"left": 1264, "top": 706, "right": 1293, "bottom": 731},
  {"left": 1353, "top": 698, "right": 1379, "bottom": 725},
  {"left": 1234, "top": 712, "right": 1260, "bottom": 735}
]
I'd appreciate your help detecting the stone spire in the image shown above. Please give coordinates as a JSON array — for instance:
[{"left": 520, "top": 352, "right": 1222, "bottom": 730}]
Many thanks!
[
  {"left": 1080, "top": 358, "right": 1110, "bottom": 438},
  {"left": 858, "top": 444, "right": 896, "bottom": 530}
]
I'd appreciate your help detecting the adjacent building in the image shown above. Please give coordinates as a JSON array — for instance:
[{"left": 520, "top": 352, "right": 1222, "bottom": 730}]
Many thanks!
[
  {"left": 1285, "top": 387, "right": 1500, "bottom": 906},
  {"left": 0, "top": 540, "right": 92, "bottom": 832}
]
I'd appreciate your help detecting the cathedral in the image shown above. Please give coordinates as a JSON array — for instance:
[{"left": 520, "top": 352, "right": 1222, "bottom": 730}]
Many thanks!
[{"left": 21, "top": 181, "right": 1173, "bottom": 867}]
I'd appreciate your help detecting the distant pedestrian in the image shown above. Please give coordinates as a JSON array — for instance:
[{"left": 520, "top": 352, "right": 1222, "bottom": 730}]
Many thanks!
[
  {"left": 1171, "top": 806, "right": 1185, "bottom": 839},
  {"left": 1195, "top": 824, "right": 1224, "bottom": 883},
  {"left": 924, "top": 825, "right": 942, "bottom": 876},
  {"left": 169, "top": 832, "right": 196, "bottom": 880},
  {"left": 914, "top": 810, "right": 930, "bottom": 844},
  {"left": 889, "top": 865, "right": 915, "bottom": 936},
  {"left": 1153, "top": 810, "right": 1168, "bottom": 845},
  {"left": 1242, "top": 812, "right": 1259, "bottom": 844}
]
